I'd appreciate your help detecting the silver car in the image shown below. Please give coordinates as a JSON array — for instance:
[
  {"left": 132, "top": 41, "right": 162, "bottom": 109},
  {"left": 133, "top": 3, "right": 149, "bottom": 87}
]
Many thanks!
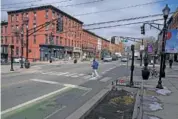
[
  {"left": 103, "top": 56, "right": 112, "bottom": 62},
  {"left": 121, "top": 57, "right": 128, "bottom": 62}
]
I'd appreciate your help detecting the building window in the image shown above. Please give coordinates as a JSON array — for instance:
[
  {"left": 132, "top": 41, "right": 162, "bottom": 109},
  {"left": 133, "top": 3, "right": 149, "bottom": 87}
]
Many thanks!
[
  {"left": 5, "top": 26, "right": 7, "bottom": 33},
  {"left": 34, "top": 11, "right": 36, "bottom": 20},
  {"left": 1, "top": 36, "right": 3, "bottom": 43},
  {"left": 1, "top": 27, "right": 3, "bottom": 34},
  {"left": 60, "top": 37, "right": 62, "bottom": 45},
  {"left": 45, "top": 34, "right": 48, "bottom": 44},
  {"left": 33, "top": 35, "right": 36, "bottom": 44},
  {"left": 45, "top": 10, "right": 48, "bottom": 19},
  {"left": 12, "top": 36, "right": 14, "bottom": 44},
  {"left": 11, "top": 15, "right": 14, "bottom": 22},
  {"left": 26, "top": 13, "right": 28, "bottom": 18},
  {"left": 52, "top": 11, "right": 55, "bottom": 18},
  {"left": 52, "top": 23, "right": 55, "bottom": 30},
  {"left": 16, "top": 37, "right": 19, "bottom": 44},
  {"left": 16, "top": 25, "right": 19, "bottom": 30},
  {"left": 33, "top": 23, "right": 36, "bottom": 32},
  {"left": 16, "top": 47, "right": 19, "bottom": 56},
  {"left": 45, "top": 25, "right": 49, "bottom": 31},
  {"left": 11, "top": 25, "right": 14, "bottom": 32},
  {"left": 5, "top": 36, "right": 7, "bottom": 43},
  {"left": 65, "top": 38, "right": 67, "bottom": 46},
  {"left": 16, "top": 14, "right": 19, "bottom": 21},
  {"left": 56, "top": 36, "right": 59, "bottom": 45},
  {"left": 21, "top": 13, "right": 24, "bottom": 20}
]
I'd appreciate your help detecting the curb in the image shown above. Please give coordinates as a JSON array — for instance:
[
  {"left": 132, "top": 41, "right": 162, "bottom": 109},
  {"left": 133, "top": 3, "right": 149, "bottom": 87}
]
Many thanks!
[
  {"left": 65, "top": 85, "right": 112, "bottom": 119},
  {"left": 132, "top": 90, "right": 141, "bottom": 119}
]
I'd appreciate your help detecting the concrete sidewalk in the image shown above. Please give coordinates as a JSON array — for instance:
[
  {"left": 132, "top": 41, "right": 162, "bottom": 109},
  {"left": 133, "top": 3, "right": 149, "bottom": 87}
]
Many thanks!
[{"left": 135, "top": 68, "right": 178, "bottom": 119}]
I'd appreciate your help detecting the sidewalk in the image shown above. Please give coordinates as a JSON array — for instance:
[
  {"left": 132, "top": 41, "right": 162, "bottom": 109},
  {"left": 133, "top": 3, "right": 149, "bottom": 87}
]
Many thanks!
[
  {"left": 135, "top": 69, "right": 178, "bottom": 119},
  {"left": 114, "top": 65, "right": 178, "bottom": 119}
]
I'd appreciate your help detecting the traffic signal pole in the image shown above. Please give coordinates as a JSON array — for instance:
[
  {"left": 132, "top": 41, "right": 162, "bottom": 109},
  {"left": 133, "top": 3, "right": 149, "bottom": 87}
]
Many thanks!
[{"left": 140, "top": 39, "right": 143, "bottom": 66}]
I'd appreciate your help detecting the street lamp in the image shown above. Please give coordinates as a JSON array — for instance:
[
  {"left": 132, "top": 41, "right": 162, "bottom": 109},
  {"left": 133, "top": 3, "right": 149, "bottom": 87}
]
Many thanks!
[{"left": 156, "top": 4, "right": 170, "bottom": 89}]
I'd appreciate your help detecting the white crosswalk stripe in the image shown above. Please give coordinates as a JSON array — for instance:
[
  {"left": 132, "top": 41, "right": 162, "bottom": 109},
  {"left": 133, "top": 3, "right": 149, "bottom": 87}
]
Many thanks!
[
  {"left": 100, "top": 77, "right": 111, "bottom": 82},
  {"left": 39, "top": 71, "right": 92, "bottom": 79}
]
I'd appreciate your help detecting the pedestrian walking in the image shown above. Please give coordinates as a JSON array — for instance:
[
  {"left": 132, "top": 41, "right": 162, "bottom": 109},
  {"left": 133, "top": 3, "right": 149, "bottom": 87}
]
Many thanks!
[
  {"left": 91, "top": 58, "right": 99, "bottom": 78},
  {"left": 169, "top": 55, "right": 173, "bottom": 68}
]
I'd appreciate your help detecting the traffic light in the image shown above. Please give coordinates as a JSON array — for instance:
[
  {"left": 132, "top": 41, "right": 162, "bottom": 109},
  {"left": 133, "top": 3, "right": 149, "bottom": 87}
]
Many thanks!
[{"left": 141, "top": 24, "right": 145, "bottom": 35}]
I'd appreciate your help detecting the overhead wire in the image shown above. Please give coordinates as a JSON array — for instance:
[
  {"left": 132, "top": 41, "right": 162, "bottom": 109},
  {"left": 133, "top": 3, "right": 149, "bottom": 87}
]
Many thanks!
[
  {"left": 3, "top": 17, "right": 165, "bottom": 38},
  {"left": 74, "top": 0, "right": 167, "bottom": 16},
  {"left": 1, "top": 0, "right": 105, "bottom": 10},
  {"left": 2, "top": 0, "right": 72, "bottom": 6}
]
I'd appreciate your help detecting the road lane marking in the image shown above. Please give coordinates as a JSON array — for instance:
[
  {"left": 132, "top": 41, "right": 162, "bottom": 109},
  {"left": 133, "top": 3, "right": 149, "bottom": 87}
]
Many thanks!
[
  {"left": 65, "top": 73, "right": 77, "bottom": 77},
  {"left": 71, "top": 75, "right": 79, "bottom": 78},
  {"left": 56, "top": 72, "right": 69, "bottom": 76},
  {"left": 83, "top": 75, "right": 91, "bottom": 79},
  {"left": 82, "top": 89, "right": 92, "bottom": 96},
  {"left": 30, "top": 79, "right": 91, "bottom": 91},
  {"left": 44, "top": 106, "right": 66, "bottom": 119},
  {"left": 78, "top": 74, "right": 85, "bottom": 76},
  {"left": 1, "top": 87, "right": 70, "bottom": 116},
  {"left": 30, "top": 79, "right": 59, "bottom": 85},
  {"left": 100, "top": 77, "right": 111, "bottom": 82}
]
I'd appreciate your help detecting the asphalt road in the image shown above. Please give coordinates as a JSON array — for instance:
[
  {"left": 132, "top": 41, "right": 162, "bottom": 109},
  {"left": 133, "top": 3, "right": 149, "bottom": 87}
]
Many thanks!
[{"left": 1, "top": 60, "right": 142, "bottom": 119}]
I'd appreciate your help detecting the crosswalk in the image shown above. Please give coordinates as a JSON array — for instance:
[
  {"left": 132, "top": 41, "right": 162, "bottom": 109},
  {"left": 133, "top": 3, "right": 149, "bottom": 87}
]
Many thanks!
[
  {"left": 38, "top": 71, "right": 112, "bottom": 82},
  {"left": 39, "top": 71, "right": 92, "bottom": 79}
]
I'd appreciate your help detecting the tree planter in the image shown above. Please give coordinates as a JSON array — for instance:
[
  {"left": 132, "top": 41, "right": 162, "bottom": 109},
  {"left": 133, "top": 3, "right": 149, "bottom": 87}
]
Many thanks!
[{"left": 142, "top": 67, "right": 150, "bottom": 80}]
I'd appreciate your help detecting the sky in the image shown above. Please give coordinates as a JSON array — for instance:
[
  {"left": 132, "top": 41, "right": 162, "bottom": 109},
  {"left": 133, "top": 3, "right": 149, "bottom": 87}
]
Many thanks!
[{"left": 1, "top": 0, "right": 178, "bottom": 44}]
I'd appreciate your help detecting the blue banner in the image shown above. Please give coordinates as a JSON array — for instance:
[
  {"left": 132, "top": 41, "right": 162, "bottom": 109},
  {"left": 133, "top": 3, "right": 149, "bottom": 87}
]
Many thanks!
[{"left": 165, "top": 29, "right": 178, "bottom": 53}]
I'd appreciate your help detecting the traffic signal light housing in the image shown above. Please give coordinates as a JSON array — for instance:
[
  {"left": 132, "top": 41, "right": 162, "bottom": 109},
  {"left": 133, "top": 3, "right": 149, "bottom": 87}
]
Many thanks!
[{"left": 141, "top": 24, "right": 145, "bottom": 35}]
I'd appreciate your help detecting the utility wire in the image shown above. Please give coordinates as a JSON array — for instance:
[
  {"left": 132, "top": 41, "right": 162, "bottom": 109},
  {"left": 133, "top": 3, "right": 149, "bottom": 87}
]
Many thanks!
[
  {"left": 74, "top": 0, "right": 167, "bottom": 16},
  {"left": 59, "top": 0, "right": 104, "bottom": 7},
  {"left": 1, "top": 0, "right": 104, "bottom": 10},
  {"left": 2, "top": 18, "right": 164, "bottom": 38},
  {"left": 84, "top": 12, "right": 174, "bottom": 26},
  {"left": 2, "top": 0, "right": 72, "bottom": 6}
]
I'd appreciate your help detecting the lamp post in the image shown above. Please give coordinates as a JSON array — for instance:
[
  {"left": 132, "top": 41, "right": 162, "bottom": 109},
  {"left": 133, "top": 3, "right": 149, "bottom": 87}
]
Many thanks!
[
  {"left": 10, "top": 44, "right": 14, "bottom": 71},
  {"left": 156, "top": 4, "right": 170, "bottom": 89}
]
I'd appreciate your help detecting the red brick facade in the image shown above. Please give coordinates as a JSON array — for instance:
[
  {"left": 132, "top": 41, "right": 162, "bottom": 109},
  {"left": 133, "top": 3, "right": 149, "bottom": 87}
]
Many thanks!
[{"left": 1, "top": 5, "right": 123, "bottom": 62}]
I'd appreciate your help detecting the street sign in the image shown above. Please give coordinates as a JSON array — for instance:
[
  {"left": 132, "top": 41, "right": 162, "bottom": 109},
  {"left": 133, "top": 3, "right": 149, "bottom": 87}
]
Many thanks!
[
  {"left": 140, "top": 45, "right": 144, "bottom": 50},
  {"left": 165, "top": 29, "right": 178, "bottom": 53}
]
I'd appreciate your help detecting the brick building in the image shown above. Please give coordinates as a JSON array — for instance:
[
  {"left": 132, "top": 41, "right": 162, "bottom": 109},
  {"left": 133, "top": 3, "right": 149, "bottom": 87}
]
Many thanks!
[
  {"left": 1, "top": 5, "right": 84, "bottom": 61},
  {"left": 1, "top": 5, "right": 123, "bottom": 62}
]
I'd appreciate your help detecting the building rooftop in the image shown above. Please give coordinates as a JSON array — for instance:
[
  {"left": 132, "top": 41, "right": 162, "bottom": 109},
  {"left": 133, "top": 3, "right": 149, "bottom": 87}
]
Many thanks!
[
  {"left": 7, "top": 5, "right": 83, "bottom": 24},
  {"left": 83, "top": 29, "right": 109, "bottom": 42}
]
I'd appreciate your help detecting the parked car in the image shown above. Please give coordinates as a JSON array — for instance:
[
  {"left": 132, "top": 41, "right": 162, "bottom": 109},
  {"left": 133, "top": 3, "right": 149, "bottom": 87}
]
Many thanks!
[
  {"left": 121, "top": 57, "right": 128, "bottom": 62},
  {"left": 112, "top": 55, "right": 118, "bottom": 61},
  {"left": 103, "top": 55, "right": 112, "bottom": 62}
]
